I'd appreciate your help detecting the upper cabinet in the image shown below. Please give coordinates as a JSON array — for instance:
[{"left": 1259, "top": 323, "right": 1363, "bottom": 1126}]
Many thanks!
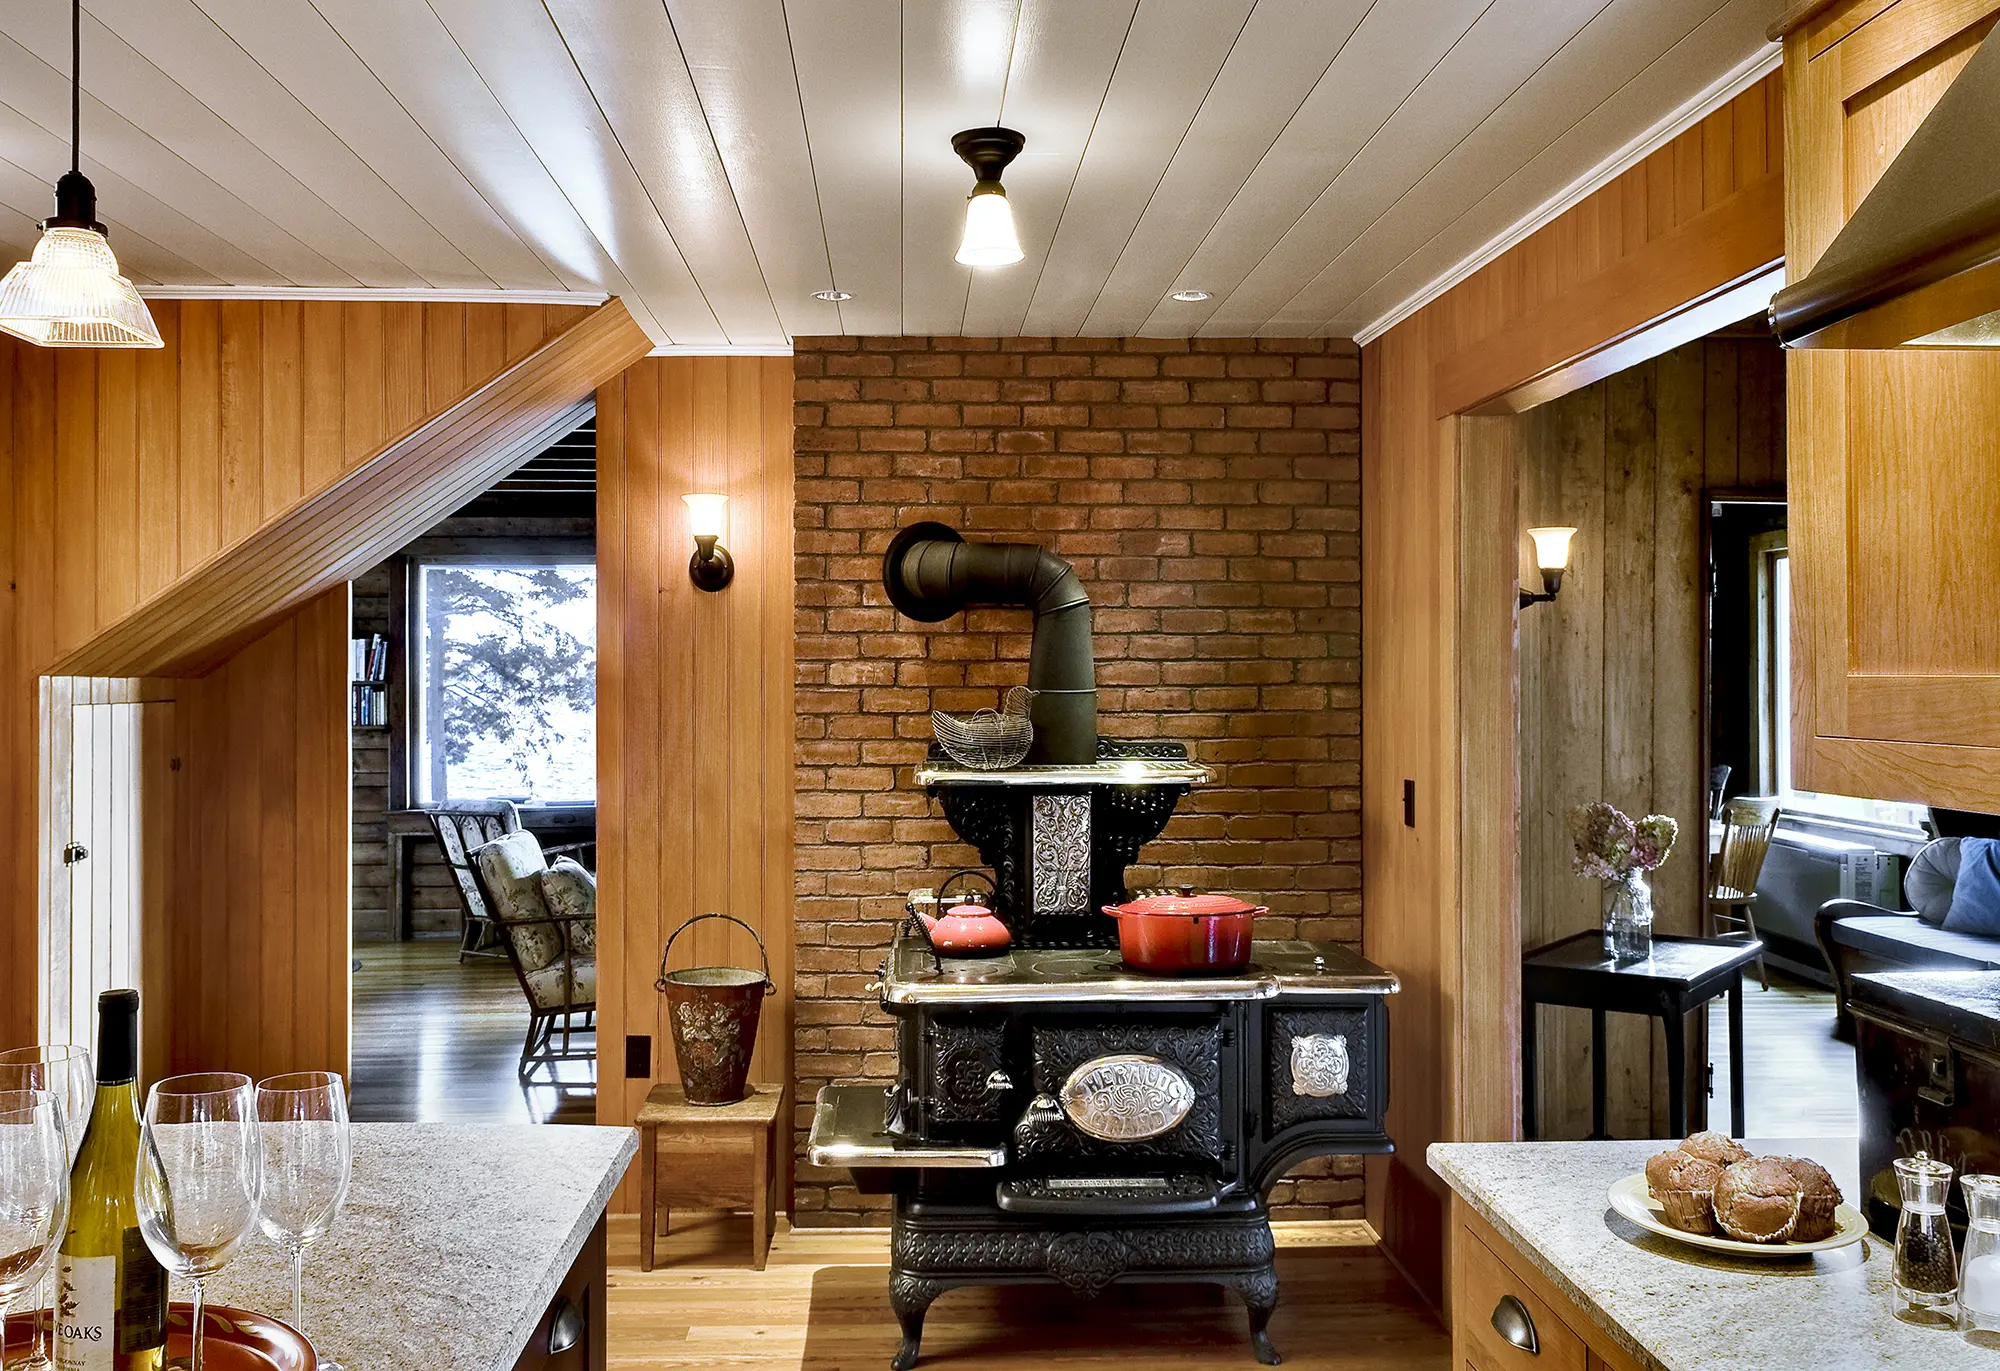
[{"left": 1785, "top": 0, "right": 2000, "bottom": 810}]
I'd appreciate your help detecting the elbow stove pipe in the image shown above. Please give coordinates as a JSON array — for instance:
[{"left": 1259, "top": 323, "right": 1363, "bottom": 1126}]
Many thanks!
[{"left": 882, "top": 521, "right": 1096, "bottom": 764}]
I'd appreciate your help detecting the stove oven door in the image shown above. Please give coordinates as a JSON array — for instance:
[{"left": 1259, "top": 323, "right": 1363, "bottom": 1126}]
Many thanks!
[
  {"left": 1248, "top": 994, "right": 1393, "bottom": 1192},
  {"left": 997, "top": 1011, "right": 1236, "bottom": 1216}
]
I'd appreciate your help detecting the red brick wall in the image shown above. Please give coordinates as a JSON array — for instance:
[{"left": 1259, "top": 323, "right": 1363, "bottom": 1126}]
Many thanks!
[{"left": 791, "top": 335, "right": 1362, "bottom": 1225}]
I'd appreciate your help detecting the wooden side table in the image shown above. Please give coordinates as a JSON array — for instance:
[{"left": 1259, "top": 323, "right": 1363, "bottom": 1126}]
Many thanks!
[
  {"left": 1521, "top": 932, "right": 1762, "bottom": 1141},
  {"left": 637, "top": 1082, "right": 786, "bottom": 1271}
]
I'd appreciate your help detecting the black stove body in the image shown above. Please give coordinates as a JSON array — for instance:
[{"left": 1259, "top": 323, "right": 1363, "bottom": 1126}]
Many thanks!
[
  {"left": 807, "top": 525, "right": 1398, "bottom": 1368},
  {"left": 811, "top": 933, "right": 1397, "bottom": 1369}
]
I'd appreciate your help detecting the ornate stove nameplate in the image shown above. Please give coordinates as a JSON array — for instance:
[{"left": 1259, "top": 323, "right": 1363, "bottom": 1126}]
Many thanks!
[
  {"left": 1057, "top": 1053, "right": 1195, "bottom": 1141},
  {"left": 1030, "top": 793, "right": 1092, "bottom": 916},
  {"left": 1288, "top": 1033, "right": 1350, "bottom": 1098}
]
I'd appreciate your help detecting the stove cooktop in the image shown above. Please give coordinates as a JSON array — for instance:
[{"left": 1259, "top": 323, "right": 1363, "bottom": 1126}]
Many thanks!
[{"left": 881, "top": 932, "right": 1398, "bottom": 1005}]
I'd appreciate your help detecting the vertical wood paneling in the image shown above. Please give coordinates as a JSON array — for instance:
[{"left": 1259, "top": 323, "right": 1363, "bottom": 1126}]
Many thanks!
[
  {"left": 1519, "top": 336, "right": 1783, "bottom": 1141},
  {"left": 596, "top": 356, "right": 794, "bottom": 1214},
  {"left": 1361, "top": 73, "right": 1783, "bottom": 1302},
  {"left": 0, "top": 300, "right": 595, "bottom": 1063}
]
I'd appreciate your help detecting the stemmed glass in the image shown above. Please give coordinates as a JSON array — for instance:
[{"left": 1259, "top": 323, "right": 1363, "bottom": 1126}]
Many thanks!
[
  {"left": 0, "top": 1091, "right": 70, "bottom": 1371},
  {"left": 0, "top": 1047, "right": 93, "bottom": 1370},
  {"left": 135, "top": 1074, "right": 261, "bottom": 1371},
  {"left": 255, "top": 1073, "right": 351, "bottom": 1371}
]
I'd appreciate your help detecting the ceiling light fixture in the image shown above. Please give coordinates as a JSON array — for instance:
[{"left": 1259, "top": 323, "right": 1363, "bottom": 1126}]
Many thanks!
[
  {"left": 952, "top": 127, "right": 1025, "bottom": 268},
  {"left": 0, "top": 0, "right": 161, "bottom": 348},
  {"left": 1169, "top": 289, "right": 1212, "bottom": 303},
  {"left": 812, "top": 288, "right": 852, "bottom": 302}
]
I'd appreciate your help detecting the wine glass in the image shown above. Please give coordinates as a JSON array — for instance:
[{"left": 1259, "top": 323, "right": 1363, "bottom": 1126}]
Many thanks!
[
  {"left": 254, "top": 1073, "right": 351, "bottom": 1371},
  {"left": 0, "top": 1047, "right": 93, "bottom": 1370},
  {"left": 135, "top": 1074, "right": 260, "bottom": 1371},
  {"left": 0, "top": 1091, "right": 69, "bottom": 1371}
]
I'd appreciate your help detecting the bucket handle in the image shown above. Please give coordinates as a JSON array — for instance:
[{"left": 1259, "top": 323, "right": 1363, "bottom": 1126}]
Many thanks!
[{"left": 656, "top": 911, "right": 774, "bottom": 994}]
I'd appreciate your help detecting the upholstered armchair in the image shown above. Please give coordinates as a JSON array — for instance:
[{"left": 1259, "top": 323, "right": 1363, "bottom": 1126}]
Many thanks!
[{"left": 471, "top": 830, "right": 598, "bottom": 1081}]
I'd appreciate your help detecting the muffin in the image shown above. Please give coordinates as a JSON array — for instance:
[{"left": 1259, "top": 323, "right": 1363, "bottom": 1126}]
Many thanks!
[
  {"left": 1680, "top": 1131, "right": 1752, "bottom": 1167},
  {"left": 1645, "top": 1150, "right": 1724, "bottom": 1234},
  {"left": 1713, "top": 1157, "right": 1806, "bottom": 1242},
  {"left": 1774, "top": 1156, "right": 1843, "bottom": 1241}
]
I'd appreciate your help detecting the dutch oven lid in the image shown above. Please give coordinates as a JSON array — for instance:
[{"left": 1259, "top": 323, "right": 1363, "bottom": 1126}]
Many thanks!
[{"left": 1106, "top": 884, "right": 1262, "bottom": 917}]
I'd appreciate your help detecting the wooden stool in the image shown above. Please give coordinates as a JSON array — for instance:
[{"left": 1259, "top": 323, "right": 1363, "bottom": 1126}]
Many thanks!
[{"left": 637, "top": 1081, "right": 785, "bottom": 1271}]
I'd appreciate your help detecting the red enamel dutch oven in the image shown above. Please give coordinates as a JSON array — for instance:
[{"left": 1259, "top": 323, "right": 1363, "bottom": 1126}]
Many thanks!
[{"left": 1102, "top": 885, "right": 1267, "bottom": 974}]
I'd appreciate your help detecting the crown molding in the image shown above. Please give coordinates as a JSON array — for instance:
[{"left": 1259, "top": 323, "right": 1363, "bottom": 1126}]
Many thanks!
[
  {"left": 135, "top": 285, "right": 611, "bottom": 306},
  {"left": 646, "top": 343, "right": 794, "bottom": 356},
  {"left": 1351, "top": 44, "right": 1782, "bottom": 347}
]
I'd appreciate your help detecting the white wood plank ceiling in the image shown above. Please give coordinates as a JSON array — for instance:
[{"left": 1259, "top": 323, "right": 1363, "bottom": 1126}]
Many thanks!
[{"left": 0, "top": 0, "right": 1782, "bottom": 346}]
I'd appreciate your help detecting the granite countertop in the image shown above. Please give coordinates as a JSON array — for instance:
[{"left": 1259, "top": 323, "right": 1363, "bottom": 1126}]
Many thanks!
[
  {"left": 1430, "top": 1138, "right": 1994, "bottom": 1371},
  {"left": 201, "top": 1123, "right": 636, "bottom": 1371}
]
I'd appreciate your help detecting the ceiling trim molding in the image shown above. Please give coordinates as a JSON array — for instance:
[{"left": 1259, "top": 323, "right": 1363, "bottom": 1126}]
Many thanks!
[
  {"left": 136, "top": 286, "right": 612, "bottom": 307},
  {"left": 1350, "top": 43, "right": 1782, "bottom": 348},
  {"left": 646, "top": 343, "right": 794, "bottom": 356}
]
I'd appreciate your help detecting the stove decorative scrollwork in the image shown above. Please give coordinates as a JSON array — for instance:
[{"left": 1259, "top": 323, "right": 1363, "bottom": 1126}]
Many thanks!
[{"left": 1057, "top": 1053, "right": 1196, "bottom": 1141}]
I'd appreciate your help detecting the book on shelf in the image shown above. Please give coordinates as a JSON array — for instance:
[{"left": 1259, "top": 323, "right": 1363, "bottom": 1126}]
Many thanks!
[
  {"left": 349, "top": 633, "right": 389, "bottom": 685},
  {"left": 349, "top": 684, "right": 388, "bottom": 727}
]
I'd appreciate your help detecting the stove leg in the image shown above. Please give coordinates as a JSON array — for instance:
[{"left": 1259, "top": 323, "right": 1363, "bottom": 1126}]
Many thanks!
[
  {"left": 1232, "top": 1269, "right": 1281, "bottom": 1365},
  {"left": 889, "top": 1273, "right": 941, "bottom": 1371}
]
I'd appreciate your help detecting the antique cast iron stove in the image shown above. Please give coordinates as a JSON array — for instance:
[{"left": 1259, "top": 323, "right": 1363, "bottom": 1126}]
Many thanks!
[{"left": 807, "top": 524, "right": 1398, "bottom": 1369}]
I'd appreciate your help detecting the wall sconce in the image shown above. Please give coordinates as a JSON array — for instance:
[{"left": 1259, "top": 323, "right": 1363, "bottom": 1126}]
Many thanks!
[
  {"left": 683, "top": 493, "right": 733, "bottom": 592},
  {"left": 1519, "top": 526, "right": 1576, "bottom": 608}
]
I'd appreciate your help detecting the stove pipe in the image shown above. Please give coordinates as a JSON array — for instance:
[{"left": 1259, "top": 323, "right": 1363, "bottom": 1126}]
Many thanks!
[{"left": 882, "top": 521, "right": 1096, "bottom": 764}]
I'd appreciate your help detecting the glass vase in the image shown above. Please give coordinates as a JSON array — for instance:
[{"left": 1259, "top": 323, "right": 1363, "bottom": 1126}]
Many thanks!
[{"left": 1601, "top": 870, "right": 1654, "bottom": 961}]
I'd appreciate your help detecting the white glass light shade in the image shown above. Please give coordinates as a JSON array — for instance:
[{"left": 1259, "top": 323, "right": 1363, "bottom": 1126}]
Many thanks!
[
  {"left": 956, "top": 187, "right": 1023, "bottom": 267},
  {"left": 1526, "top": 526, "right": 1577, "bottom": 572},
  {"left": 682, "top": 492, "right": 729, "bottom": 540},
  {"left": 0, "top": 226, "right": 162, "bottom": 348}
]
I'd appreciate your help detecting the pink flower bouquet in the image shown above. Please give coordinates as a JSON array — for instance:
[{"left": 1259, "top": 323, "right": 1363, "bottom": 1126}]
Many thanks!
[{"left": 1568, "top": 801, "right": 1678, "bottom": 881}]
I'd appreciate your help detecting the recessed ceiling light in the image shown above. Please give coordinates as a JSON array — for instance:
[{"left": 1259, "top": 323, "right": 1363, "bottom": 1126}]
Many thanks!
[
  {"left": 812, "top": 288, "right": 852, "bottom": 302},
  {"left": 1169, "top": 289, "right": 1212, "bottom": 303}
]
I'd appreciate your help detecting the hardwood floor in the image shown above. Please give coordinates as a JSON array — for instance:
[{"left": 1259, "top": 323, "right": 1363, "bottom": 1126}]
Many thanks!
[
  {"left": 1705, "top": 969, "right": 1857, "bottom": 1139},
  {"left": 606, "top": 1216, "right": 1447, "bottom": 1370},
  {"left": 350, "top": 936, "right": 595, "bottom": 1124}
]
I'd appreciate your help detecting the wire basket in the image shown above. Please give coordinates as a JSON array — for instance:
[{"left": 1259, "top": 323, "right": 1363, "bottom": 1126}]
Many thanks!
[{"left": 932, "top": 687, "right": 1035, "bottom": 769}]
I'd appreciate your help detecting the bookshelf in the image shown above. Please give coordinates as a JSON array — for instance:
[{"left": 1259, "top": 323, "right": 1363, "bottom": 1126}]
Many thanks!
[{"left": 350, "top": 632, "right": 390, "bottom": 728}]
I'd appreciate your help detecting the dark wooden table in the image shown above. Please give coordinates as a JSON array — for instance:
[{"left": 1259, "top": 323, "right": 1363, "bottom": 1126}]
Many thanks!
[{"left": 1521, "top": 932, "right": 1764, "bottom": 1140}]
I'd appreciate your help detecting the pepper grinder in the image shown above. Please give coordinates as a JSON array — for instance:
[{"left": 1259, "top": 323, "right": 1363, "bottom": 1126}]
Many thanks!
[{"left": 1892, "top": 1152, "right": 1959, "bottom": 1326}]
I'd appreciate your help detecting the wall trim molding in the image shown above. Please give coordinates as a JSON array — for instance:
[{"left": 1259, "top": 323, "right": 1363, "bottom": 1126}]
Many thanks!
[
  {"left": 1352, "top": 44, "right": 1782, "bottom": 347},
  {"left": 647, "top": 343, "right": 794, "bottom": 356},
  {"left": 137, "top": 285, "right": 611, "bottom": 307}
]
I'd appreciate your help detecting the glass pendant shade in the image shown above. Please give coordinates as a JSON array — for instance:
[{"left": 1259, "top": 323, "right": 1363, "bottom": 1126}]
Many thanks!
[
  {"left": 0, "top": 224, "right": 162, "bottom": 348},
  {"left": 956, "top": 186, "right": 1023, "bottom": 267}
]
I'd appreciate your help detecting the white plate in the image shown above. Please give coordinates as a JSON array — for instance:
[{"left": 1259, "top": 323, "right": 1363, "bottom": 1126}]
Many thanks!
[{"left": 1608, "top": 1172, "right": 1869, "bottom": 1257}]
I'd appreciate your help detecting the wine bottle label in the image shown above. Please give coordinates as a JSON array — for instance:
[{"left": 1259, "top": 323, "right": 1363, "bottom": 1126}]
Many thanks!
[{"left": 55, "top": 1255, "right": 113, "bottom": 1371}]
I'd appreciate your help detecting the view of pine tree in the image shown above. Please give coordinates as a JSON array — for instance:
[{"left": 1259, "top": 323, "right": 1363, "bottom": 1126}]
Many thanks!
[{"left": 421, "top": 564, "right": 597, "bottom": 801}]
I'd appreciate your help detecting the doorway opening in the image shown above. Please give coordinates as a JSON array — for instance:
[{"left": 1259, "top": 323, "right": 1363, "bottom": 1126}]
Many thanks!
[{"left": 349, "top": 412, "right": 598, "bottom": 1125}]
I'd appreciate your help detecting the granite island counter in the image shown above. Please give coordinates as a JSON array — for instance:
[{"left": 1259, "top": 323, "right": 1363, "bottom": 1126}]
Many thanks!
[
  {"left": 202, "top": 1123, "right": 635, "bottom": 1371},
  {"left": 1430, "top": 1138, "right": 1993, "bottom": 1371}
]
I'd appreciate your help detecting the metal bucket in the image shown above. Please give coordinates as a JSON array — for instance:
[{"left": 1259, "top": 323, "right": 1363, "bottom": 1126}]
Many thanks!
[{"left": 655, "top": 912, "right": 774, "bottom": 1105}]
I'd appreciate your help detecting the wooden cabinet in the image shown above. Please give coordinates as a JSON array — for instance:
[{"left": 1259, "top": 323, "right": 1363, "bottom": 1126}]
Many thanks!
[
  {"left": 1451, "top": 1199, "right": 1642, "bottom": 1371},
  {"left": 1784, "top": 0, "right": 2000, "bottom": 809}
]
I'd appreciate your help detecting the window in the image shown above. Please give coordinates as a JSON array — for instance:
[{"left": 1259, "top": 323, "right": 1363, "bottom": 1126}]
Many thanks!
[
  {"left": 414, "top": 562, "right": 596, "bottom": 803},
  {"left": 1753, "top": 534, "right": 1927, "bottom": 835}
]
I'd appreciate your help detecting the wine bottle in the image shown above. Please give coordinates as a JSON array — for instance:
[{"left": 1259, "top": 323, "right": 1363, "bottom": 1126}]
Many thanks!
[{"left": 56, "top": 989, "right": 166, "bottom": 1371}]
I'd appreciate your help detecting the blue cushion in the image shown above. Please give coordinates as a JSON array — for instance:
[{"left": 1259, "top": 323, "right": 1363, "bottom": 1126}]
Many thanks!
[{"left": 1945, "top": 838, "right": 2000, "bottom": 937}]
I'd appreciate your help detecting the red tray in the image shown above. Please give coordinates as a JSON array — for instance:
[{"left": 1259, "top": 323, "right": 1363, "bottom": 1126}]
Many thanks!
[{"left": 6, "top": 1302, "right": 316, "bottom": 1370}]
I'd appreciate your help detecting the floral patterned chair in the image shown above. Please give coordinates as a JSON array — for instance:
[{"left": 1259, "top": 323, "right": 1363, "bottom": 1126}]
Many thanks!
[{"left": 470, "top": 830, "right": 598, "bottom": 1081}]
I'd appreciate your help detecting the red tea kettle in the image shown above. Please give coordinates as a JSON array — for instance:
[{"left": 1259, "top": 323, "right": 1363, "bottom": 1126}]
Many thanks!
[{"left": 915, "top": 870, "right": 1011, "bottom": 956}]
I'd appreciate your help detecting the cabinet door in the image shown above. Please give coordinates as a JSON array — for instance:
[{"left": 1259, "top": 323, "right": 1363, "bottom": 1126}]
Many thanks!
[{"left": 1787, "top": 0, "right": 2000, "bottom": 808}]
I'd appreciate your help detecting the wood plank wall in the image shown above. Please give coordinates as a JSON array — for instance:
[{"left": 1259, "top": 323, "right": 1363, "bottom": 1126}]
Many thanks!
[
  {"left": 1518, "top": 335, "right": 1785, "bottom": 1142},
  {"left": 595, "top": 356, "right": 794, "bottom": 1213},
  {"left": 1360, "top": 72, "right": 1783, "bottom": 1302},
  {"left": 0, "top": 301, "right": 594, "bottom": 1056}
]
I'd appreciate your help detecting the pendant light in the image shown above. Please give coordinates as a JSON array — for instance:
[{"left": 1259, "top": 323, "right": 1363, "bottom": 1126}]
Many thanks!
[
  {"left": 952, "top": 127, "right": 1025, "bottom": 268},
  {"left": 0, "top": 0, "right": 162, "bottom": 348}
]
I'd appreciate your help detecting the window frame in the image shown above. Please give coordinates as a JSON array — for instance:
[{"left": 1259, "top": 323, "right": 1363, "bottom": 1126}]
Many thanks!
[{"left": 406, "top": 547, "right": 599, "bottom": 808}]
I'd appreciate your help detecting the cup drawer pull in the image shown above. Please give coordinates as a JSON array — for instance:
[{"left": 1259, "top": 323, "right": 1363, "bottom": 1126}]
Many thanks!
[{"left": 1490, "top": 1293, "right": 1539, "bottom": 1354}]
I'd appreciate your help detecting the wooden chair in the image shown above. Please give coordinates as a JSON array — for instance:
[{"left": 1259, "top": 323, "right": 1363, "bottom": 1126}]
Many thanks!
[
  {"left": 1707, "top": 796, "right": 1781, "bottom": 990},
  {"left": 425, "top": 801, "right": 523, "bottom": 962}
]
